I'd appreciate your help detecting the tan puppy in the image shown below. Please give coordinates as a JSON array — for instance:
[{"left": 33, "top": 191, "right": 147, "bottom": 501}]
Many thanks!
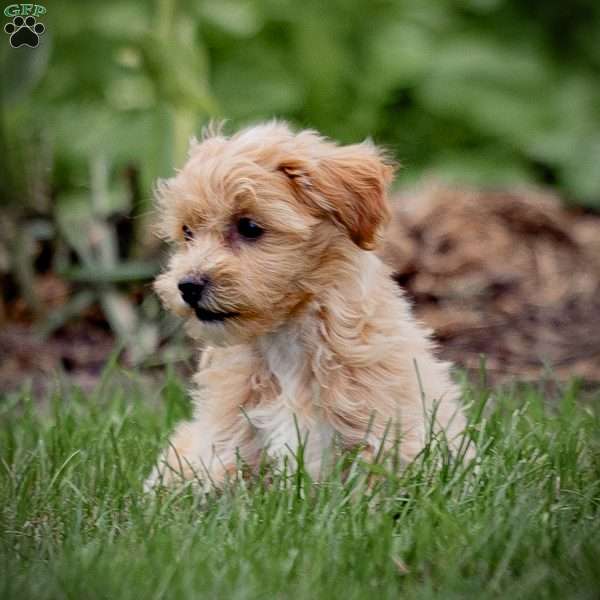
[{"left": 145, "top": 121, "right": 471, "bottom": 490}]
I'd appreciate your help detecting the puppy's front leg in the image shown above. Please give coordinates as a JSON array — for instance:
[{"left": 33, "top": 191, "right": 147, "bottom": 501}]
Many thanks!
[
  {"left": 145, "top": 421, "right": 210, "bottom": 490},
  {"left": 145, "top": 347, "right": 264, "bottom": 491},
  {"left": 144, "top": 417, "right": 255, "bottom": 491}
]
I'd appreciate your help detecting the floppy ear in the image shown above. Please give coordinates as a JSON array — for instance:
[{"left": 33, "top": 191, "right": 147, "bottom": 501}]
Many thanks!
[{"left": 280, "top": 143, "right": 395, "bottom": 250}]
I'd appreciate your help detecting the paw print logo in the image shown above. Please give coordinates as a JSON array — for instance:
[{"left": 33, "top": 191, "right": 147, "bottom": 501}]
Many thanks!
[{"left": 4, "top": 15, "right": 45, "bottom": 48}]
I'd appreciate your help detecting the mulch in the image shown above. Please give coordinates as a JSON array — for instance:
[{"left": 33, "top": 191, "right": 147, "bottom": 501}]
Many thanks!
[{"left": 380, "top": 183, "right": 600, "bottom": 383}]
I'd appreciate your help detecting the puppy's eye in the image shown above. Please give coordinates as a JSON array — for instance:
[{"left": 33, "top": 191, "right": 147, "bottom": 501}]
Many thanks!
[
  {"left": 236, "top": 217, "right": 264, "bottom": 240},
  {"left": 182, "top": 225, "right": 194, "bottom": 242}
]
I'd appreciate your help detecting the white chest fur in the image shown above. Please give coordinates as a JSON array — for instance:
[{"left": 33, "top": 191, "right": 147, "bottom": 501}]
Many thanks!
[{"left": 247, "top": 324, "right": 334, "bottom": 476}]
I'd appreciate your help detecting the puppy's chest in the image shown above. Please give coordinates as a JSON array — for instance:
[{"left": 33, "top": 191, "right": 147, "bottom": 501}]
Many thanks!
[{"left": 247, "top": 334, "right": 334, "bottom": 470}]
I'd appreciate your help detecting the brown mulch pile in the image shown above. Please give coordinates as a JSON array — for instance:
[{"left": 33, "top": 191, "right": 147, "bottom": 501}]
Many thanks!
[{"left": 380, "top": 184, "right": 600, "bottom": 382}]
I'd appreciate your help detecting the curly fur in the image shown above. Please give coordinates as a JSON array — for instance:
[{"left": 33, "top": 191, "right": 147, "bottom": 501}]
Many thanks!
[{"left": 146, "top": 121, "right": 471, "bottom": 489}]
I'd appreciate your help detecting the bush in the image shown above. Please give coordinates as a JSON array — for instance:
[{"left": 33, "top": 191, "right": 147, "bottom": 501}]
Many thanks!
[{"left": 2, "top": 0, "right": 600, "bottom": 212}]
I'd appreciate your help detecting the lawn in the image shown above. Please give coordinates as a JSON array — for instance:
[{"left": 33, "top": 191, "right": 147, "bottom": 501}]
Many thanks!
[{"left": 1, "top": 368, "right": 599, "bottom": 600}]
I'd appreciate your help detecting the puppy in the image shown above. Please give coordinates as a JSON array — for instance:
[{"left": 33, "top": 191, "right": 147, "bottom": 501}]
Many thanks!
[{"left": 145, "top": 121, "right": 471, "bottom": 490}]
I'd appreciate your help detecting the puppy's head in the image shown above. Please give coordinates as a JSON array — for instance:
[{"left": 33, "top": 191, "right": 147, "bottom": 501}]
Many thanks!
[{"left": 154, "top": 121, "right": 394, "bottom": 345}]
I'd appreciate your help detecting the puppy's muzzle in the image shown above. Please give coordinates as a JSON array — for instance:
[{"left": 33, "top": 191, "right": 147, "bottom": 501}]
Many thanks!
[{"left": 178, "top": 275, "right": 208, "bottom": 308}]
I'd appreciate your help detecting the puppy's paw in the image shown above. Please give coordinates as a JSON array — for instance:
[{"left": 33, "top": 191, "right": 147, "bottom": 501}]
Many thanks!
[{"left": 144, "top": 446, "right": 203, "bottom": 491}]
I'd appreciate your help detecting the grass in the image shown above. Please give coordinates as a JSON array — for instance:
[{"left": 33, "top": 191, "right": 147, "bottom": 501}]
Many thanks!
[{"left": 1, "top": 368, "right": 599, "bottom": 600}]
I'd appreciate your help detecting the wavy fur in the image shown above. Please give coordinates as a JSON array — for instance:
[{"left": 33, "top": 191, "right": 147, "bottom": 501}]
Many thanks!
[{"left": 146, "top": 121, "right": 471, "bottom": 490}]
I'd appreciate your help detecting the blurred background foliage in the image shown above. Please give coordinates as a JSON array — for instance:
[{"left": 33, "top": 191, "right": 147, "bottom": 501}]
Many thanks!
[{"left": 1, "top": 0, "right": 599, "bottom": 368}]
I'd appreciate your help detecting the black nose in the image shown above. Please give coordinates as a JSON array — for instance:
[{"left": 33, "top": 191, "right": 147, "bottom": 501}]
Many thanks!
[{"left": 178, "top": 276, "right": 207, "bottom": 307}]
